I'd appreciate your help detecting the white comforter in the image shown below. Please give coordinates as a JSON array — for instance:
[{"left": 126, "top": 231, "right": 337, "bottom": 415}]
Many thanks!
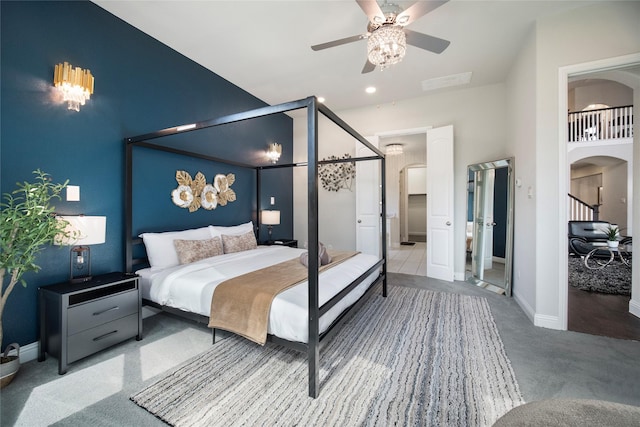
[{"left": 138, "top": 246, "right": 380, "bottom": 343}]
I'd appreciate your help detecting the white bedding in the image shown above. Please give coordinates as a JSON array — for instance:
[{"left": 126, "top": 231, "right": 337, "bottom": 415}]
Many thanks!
[{"left": 137, "top": 246, "right": 380, "bottom": 343}]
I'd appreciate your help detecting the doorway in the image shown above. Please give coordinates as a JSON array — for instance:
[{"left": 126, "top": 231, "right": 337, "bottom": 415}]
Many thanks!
[
  {"left": 400, "top": 164, "right": 427, "bottom": 244},
  {"left": 378, "top": 129, "right": 428, "bottom": 276},
  {"left": 559, "top": 56, "right": 640, "bottom": 337}
]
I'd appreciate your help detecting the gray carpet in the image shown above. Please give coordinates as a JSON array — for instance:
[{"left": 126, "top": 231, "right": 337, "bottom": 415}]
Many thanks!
[
  {"left": 494, "top": 398, "right": 640, "bottom": 426},
  {"left": 131, "top": 287, "right": 523, "bottom": 426},
  {"left": 568, "top": 257, "right": 631, "bottom": 295}
]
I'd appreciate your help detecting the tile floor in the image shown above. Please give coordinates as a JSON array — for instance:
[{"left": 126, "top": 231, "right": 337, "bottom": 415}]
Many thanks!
[{"left": 387, "top": 242, "right": 427, "bottom": 276}]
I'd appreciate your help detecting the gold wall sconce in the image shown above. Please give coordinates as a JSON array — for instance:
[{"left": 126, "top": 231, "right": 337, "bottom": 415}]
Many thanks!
[
  {"left": 53, "top": 62, "right": 94, "bottom": 112},
  {"left": 266, "top": 142, "right": 282, "bottom": 164}
]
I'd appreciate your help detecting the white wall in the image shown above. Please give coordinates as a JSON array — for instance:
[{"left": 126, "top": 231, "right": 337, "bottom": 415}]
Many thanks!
[
  {"left": 506, "top": 25, "right": 537, "bottom": 321},
  {"left": 632, "top": 71, "right": 640, "bottom": 318},
  {"left": 601, "top": 161, "right": 629, "bottom": 230},
  {"left": 293, "top": 83, "right": 508, "bottom": 278},
  {"left": 532, "top": 2, "right": 640, "bottom": 327}
]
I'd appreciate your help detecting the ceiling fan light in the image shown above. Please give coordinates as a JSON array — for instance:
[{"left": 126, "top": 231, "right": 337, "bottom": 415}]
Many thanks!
[{"left": 367, "top": 25, "right": 406, "bottom": 70}]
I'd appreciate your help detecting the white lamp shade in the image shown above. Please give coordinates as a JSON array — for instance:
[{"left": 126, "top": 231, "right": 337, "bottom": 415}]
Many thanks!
[
  {"left": 261, "top": 210, "right": 281, "bottom": 226},
  {"left": 55, "top": 216, "right": 106, "bottom": 246}
]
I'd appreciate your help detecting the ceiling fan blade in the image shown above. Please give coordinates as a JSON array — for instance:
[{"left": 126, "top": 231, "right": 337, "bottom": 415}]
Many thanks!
[
  {"left": 356, "top": 0, "right": 385, "bottom": 24},
  {"left": 361, "top": 60, "right": 376, "bottom": 74},
  {"left": 404, "top": 29, "right": 450, "bottom": 54},
  {"left": 311, "top": 34, "right": 367, "bottom": 51},
  {"left": 397, "top": 0, "right": 449, "bottom": 26}
]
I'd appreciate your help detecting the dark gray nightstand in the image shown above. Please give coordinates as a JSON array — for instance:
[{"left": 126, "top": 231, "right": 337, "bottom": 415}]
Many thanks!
[{"left": 38, "top": 272, "right": 142, "bottom": 374}]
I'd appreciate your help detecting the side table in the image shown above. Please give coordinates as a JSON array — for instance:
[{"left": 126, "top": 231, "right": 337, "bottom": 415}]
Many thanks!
[{"left": 39, "top": 272, "right": 142, "bottom": 374}]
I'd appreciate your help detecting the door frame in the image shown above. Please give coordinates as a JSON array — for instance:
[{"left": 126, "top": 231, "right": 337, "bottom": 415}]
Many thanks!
[{"left": 558, "top": 53, "right": 640, "bottom": 329}]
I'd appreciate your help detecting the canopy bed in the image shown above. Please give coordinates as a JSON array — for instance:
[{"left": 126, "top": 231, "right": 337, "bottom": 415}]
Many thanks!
[{"left": 124, "top": 96, "right": 387, "bottom": 398}]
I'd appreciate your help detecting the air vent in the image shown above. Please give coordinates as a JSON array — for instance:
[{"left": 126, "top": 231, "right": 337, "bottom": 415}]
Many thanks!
[{"left": 421, "top": 72, "right": 473, "bottom": 92}]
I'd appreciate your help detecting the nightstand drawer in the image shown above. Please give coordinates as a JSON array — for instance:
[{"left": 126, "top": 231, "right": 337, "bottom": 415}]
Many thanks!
[
  {"left": 67, "top": 290, "right": 138, "bottom": 335},
  {"left": 67, "top": 314, "right": 139, "bottom": 363}
]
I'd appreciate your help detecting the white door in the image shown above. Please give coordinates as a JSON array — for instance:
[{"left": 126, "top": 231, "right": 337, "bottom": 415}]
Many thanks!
[
  {"left": 355, "top": 136, "right": 381, "bottom": 257},
  {"left": 426, "top": 125, "right": 454, "bottom": 281}
]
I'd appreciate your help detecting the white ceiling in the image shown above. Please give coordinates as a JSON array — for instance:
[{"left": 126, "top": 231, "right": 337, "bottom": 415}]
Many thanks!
[{"left": 93, "top": 0, "right": 597, "bottom": 112}]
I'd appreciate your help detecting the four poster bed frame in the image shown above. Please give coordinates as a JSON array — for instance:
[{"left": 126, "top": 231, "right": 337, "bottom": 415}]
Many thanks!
[{"left": 124, "top": 96, "right": 387, "bottom": 398}]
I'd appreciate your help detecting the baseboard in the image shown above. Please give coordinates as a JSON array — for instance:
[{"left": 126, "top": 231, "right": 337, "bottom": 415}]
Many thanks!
[
  {"left": 513, "top": 291, "right": 535, "bottom": 323},
  {"left": 534, "top": 313, "right": 562, "bottom": 330},
  {"left": 513, "top": 286, "right": 567, "bottom": 332},
  {"left": 6, "top": 341, "right": 40, "bottom": 364},
  {"left": 630, "top": 299, "right": 640, "bottom": 319}
]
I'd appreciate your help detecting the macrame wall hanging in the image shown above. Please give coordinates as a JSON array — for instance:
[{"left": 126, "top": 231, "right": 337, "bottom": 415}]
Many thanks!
[
  {"left": 171, "top": 171, "right": 236, "bottom": 212},
  {"left": 318, "top": 154, "right": 356, "bottom": 192}
]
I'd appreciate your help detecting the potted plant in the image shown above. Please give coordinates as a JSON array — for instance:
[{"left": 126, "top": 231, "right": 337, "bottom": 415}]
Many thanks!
[
  {"left": 605, "top": 225, "right": 620, "bottom": 248},
  {"left": 0, "top": 170, "right": 71, "bottom": 387}
]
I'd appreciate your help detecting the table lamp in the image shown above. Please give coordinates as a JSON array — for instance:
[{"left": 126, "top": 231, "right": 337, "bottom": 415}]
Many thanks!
[
  {"left": 261, "top": 210, "right": 280, "bottom": 242},
  {"left": 55, "top": 215, "right": 106, "bottom": 283}
]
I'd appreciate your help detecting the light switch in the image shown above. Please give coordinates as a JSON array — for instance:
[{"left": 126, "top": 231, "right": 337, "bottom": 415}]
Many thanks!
[
  {"left": 270, "top": 197, "right": 275, "bottom": 205},
  {"left": 66, "top": 185, "right": 80, "bottom": 201}
]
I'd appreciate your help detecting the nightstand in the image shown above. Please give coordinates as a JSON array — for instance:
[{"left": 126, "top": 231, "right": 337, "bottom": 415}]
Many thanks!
[
  {"left": 263, "top": 239, "right": 298, "bottom": 248},
  {"left": 38, "top": 272, "right": 142, "bottom": 374}
]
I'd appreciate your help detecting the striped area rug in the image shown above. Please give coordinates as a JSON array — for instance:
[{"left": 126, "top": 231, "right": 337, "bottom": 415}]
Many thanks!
[{"left": 131, "top": 287, "right": 523, "bottom": 426}]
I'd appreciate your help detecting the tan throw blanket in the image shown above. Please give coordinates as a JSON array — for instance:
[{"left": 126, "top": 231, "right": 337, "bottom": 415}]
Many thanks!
[{"left": 208, "top": 251, "right": 358, "bottom": 345}]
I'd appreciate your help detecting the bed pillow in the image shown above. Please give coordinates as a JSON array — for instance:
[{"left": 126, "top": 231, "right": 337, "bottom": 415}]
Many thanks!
[
  {"left": 222, "top": 230, "right": 258, "bottom": 254},
  {"left": 210, "top": 221, "right": 254, "bottom": 239},
  {"left": 174, "top": 237, "right": 223, "bottom": 264},
  {"left": 140, "top": 226, "right": 212, "bottom": 268}
]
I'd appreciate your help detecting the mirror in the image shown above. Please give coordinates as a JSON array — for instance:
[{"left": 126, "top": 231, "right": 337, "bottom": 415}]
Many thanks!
[{"left": 466, "top": 158, "right": 514, "bottom": 296}]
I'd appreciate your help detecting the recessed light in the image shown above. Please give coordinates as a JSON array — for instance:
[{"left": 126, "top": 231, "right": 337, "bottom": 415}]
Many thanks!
[
  {"left": 365, "top": 86, "right": 377, "bottom": 94},
  {"left": 317, "top": 96, "right": 325, "bottom": 103}
]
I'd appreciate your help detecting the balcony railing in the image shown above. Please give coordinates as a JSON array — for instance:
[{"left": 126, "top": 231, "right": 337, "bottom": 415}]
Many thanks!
[{"left": 568, "top": 105, "right": 633, "bottom": 143}]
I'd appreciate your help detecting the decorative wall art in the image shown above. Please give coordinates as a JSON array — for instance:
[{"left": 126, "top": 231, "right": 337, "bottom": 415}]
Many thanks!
[
  {"left": 171, "top": 171, "right": 236, "bottom": 212},
  {"left": 319, "top": 154, "right": 356, "bottom": 192}
]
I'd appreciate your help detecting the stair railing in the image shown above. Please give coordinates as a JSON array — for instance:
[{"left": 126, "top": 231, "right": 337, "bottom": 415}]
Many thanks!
[{"left": 568, "top": 193, "right": 599, "bottom": 221}]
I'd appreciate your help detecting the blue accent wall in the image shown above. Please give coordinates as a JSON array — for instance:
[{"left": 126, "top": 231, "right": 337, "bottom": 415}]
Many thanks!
[
  {"left": 1, "top": 1, "right": 293, "bottom": 347},
  {"left": 492, "top": 167, "right": 508, "bottom": 258}
]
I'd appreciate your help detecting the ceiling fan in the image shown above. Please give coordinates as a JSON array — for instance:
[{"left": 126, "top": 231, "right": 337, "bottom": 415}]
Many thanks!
[{"left": 311, "top": 0, "right": 450, "bottom": 73}]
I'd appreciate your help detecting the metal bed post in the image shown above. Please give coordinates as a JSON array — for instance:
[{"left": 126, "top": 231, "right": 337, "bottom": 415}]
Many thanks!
[
  {"left": 307, "top": 97, "right": 320, "bottom": 398},
  {"left": 125, "top": 141, "right": 134, "bottom": 273},
  {"left": 256, "top": 168, "right": 262, "bottom": 241}
]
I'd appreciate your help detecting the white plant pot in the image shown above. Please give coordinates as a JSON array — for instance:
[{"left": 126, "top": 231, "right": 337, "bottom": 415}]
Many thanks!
[
  {"left": 0, "top": 343, "right": 20, "bottom": 388},
  {"left": 607, "top": 241, "right": 619, "bottom": 249}
]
